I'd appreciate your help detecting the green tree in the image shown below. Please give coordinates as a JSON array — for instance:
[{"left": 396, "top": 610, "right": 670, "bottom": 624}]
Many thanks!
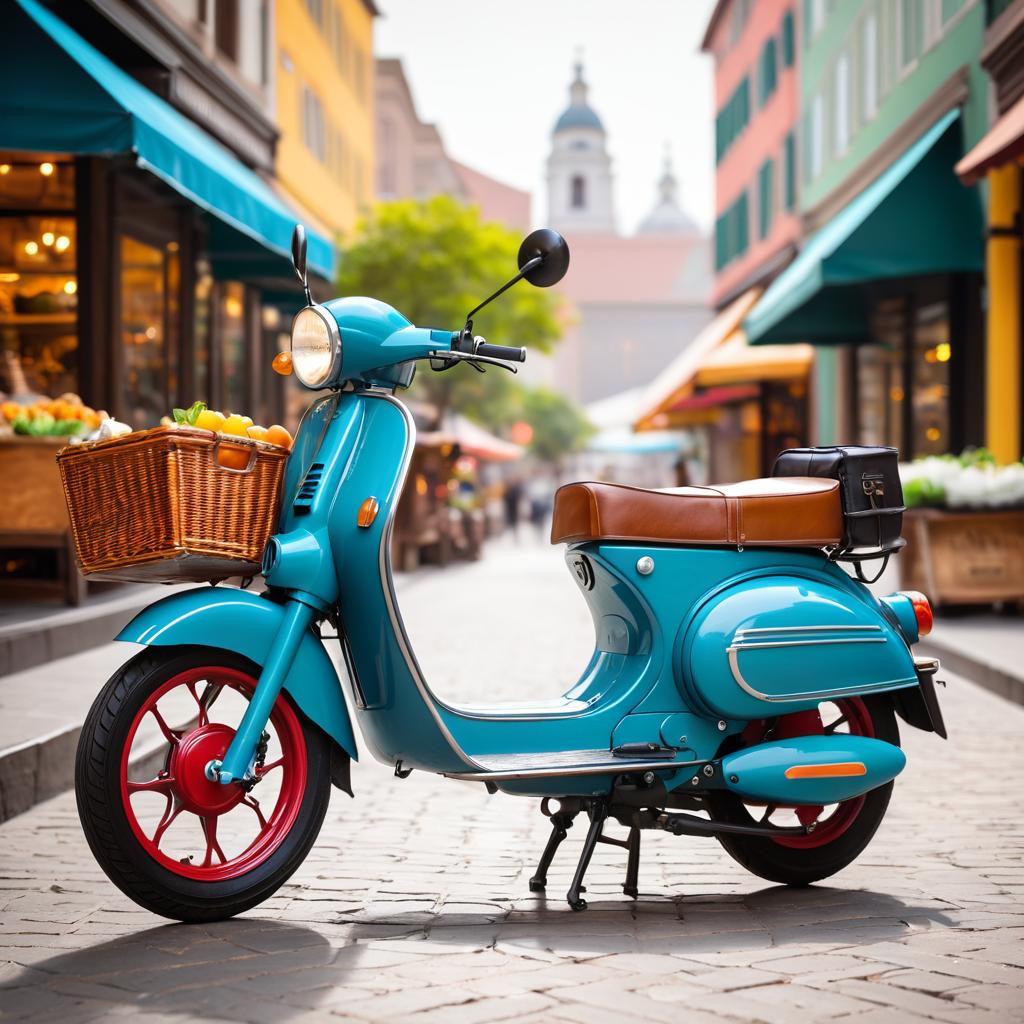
[
  {"left": 521, "top": 386, "right": 594, "bottom": 466},
  {"left": 337, "top": 196, "right": 563, "bottom": 425}
]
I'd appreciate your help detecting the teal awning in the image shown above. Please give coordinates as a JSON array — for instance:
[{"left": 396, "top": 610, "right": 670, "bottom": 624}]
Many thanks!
[
  {"left": 3, "top": 0, "right": 335, "bottom": 281},
  {"left": 745, "top": 109, "right": 983, "bottom": 345}
]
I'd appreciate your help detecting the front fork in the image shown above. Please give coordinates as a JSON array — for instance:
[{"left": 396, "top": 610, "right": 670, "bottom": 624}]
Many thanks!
[{"left": 205, "top": 597, "right": 317, "bottom": 785}]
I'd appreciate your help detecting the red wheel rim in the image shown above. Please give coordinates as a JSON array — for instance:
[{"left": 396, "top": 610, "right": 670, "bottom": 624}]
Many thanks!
[
  {"left": 746, "top": 698, "right": 875, "bottom": 850},
  {"left": 119, "top": 666, "right": 306, "bottom": 880}
]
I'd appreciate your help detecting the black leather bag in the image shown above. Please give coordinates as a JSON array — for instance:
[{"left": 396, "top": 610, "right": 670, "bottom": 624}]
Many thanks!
[{"left": 771, "top": 445, "right": 905, "bottom": 556}]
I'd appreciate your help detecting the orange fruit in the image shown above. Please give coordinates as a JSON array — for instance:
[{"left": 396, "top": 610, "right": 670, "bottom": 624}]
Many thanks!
[
  {"left": 217, "top": 442, "right": 251, "bottom": 471},
  {"left": 221, "top": 414, "right": 248, "bottom": 437},
  {"left": 265, "top": 424, "right": 293, "bottom": 450},
  {"left": 246, "top": 425, "right": 269, "bottom": 441},
  {"left": 239, "top": 415, "right": 253, "bottom": 428},
  {"left": 195, "top": 409, "right": 226, "bottom": 432}
]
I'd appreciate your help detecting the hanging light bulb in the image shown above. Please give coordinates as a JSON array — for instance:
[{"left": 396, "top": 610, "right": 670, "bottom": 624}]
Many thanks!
[
  {"left": 42, "top": 231, "right": 55, "bottom": 247},
  {"left": 55, "top": 235, "right": 70, "bottom": 253},
  {"left": 63, "top": 280, "right": 77, "bottom": 295},
  {"left": 0, "top": 164, "right": 10, "bottom": 175},
  {"left": 24, "top": 240, "right": 38, "bottom": 256},
  {"left": 39, "top": 162, "right": 54, "bottom": 177}
]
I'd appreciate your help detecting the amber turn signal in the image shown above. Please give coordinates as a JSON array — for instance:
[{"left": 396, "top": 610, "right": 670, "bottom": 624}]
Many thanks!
[
  {"left": 272, "top": 351, "right": 293, "bottom": 376},
  {"left": 357, "top": 496, "right": 379, "bottom": 528}
]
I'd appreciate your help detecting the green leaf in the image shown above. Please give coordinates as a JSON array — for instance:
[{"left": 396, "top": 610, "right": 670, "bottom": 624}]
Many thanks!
[
  {"left": 185, "top": 400, "right": 206, "bottom": 425},
  {"left": 172, "top": 408, "right": 189, "bottom": 424}
]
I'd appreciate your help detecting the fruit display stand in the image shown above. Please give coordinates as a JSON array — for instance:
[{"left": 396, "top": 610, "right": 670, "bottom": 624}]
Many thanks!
[
  {"left": 900, "top": 506, "right": 1024, "bottom": 609},
  {"left": 0, "top": 434, "right": 85, "bottom": 604}
]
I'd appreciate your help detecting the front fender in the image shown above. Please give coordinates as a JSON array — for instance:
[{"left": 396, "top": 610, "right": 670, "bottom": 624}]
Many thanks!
[{"left": 117, "top": 587, "right": 357, "bottom": 761}]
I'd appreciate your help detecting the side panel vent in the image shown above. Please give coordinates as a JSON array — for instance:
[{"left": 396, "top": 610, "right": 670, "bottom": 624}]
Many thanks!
[{"left": 293, "top": 463, "right": 324, "bottom": 514}]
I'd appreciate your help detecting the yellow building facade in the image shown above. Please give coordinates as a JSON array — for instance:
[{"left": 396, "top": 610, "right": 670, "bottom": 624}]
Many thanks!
[{"left": 275, "top": 0, "right": 377, "bottom": 241}]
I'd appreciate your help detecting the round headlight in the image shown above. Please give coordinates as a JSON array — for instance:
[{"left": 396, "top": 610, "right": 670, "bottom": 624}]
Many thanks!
[{"left": 291, "top": 306, "right": 341, "bottom": 387}]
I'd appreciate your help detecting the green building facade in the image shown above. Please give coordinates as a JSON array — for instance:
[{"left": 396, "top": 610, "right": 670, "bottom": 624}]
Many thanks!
[{"left": 749, "top": 0, "right": 989, "bottom": 459}]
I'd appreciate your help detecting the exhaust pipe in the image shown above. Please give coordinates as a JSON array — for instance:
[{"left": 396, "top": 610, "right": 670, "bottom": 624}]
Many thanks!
[{"left": 721, "top": 734, "right": 905, "bottom": 805}]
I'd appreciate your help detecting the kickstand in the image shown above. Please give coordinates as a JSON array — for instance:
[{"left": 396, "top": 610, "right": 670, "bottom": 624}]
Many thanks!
[
  {"left": 623, "top": 826, "right": 640, "bottom": 898},
  {"left": 567, "top": 800, "right": 608, "bottom": 911},
  {"left": 529, "top": 810, "right": 576, "bottom": 892}
]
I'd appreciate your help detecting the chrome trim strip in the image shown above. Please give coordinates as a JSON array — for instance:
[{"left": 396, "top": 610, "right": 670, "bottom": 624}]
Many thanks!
[
  {"left": 370, "top": 392, "right": 485, "bottom": 771},
  {"left": 728, "top": 638, "right": 887, "bottom": 651},
  {"left": 443, "top": 759, "right": 702, "bottom": 783},
  {"left": 736, "top": 625, "right": 883, "bottom": 636},
  {"left": 727, "top": 643, "right": 909, "bottom": 703}
]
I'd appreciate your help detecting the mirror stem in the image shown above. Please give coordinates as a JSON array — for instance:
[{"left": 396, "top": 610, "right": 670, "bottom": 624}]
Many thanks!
[{"left": 465, "top": 255, "right": 544, "bottom": 321}]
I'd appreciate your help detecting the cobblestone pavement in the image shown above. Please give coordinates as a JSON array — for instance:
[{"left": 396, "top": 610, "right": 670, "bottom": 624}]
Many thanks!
[{"left": 2, "top": 539, "right": 1024, "bottom": 1023}]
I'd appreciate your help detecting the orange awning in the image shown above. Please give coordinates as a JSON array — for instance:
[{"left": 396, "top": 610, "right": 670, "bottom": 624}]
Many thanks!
[
  {"left": 634, "top": 288, "right": 762, "bottom": 432},
  {"left": 956, "top": 92, "right": 1024, "bottom": 185},
  {"left": 695, "top": 334, "right": 815, "bottom": 388}
]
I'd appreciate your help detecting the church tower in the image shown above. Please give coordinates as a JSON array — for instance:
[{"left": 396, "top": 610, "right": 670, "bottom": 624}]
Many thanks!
[{"left": 546, "top": 62, "right": 615, "bottom": 234}]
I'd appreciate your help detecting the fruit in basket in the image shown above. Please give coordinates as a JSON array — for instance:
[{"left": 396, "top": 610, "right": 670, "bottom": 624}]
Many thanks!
[
  {"left": 221, "top": 414, "right": 249, "bottom": 437},
  {"left": 195, "top": 408, "right": 226, "bottom": 432},
  {"left": 246, "top": 425, "right": 269, "bottom": 441},
  {"left": 217, "top": 441, "right": 252, "bottom": 471},
  {"left": 265, "top": 425, "right": 293, "bottom": 450}
]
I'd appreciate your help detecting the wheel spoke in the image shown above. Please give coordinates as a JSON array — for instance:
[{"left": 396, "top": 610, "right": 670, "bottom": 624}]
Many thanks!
[
  {"left": 149, "top": 705, "right": 181, "bottom": 746},
  {"left": 257, "top": 756, "right": 285, "bottom": 776},
  {"left": 199, "top": 682, "right": 224, "bottom": 725},
  {"left": 199, "top": 815, "right": 227, "bottom": 867},
  {"left": 241, "top": 795, "right": 268, "bottom": 831},
  {"left": 126, "top": 771, "right": 174, "bottom": 796},
  {"left": 152, "top": 795, "right": 184, "bottom": 847},
  {"left": 760, "top": 804, "right": 776, "bottom": 824},
  {"left": 823, "top": 714, "right": 849, "bottom": 735}
]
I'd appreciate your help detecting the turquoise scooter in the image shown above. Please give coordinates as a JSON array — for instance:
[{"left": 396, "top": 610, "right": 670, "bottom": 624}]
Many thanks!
[{"left": 75, "top": 226, "right": 947, "bottom": 921}]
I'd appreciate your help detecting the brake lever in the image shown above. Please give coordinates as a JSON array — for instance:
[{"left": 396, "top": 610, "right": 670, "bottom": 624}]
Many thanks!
[{"left": 427, "top": 351, "right": 518, "bottom": 374}]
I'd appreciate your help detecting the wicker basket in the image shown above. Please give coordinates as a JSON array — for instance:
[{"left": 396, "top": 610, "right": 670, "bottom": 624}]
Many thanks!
[{"left": 56, "top": 426, "right": 289, "bottom": 583}]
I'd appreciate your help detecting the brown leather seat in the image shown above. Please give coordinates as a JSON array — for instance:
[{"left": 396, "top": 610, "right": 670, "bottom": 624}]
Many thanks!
[{"left": 550, "top": 477, "right": 843, "bottom": 548}]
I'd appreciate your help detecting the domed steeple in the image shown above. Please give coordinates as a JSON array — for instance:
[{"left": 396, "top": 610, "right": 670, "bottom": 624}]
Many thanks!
[
  {"left": 553, "top": 62, "right": 604, "bottom": 134},
  {"left": 546, "top": 59, "right": 615, "bottom": 234},
  {"left": 638, "top": 148, "right": 697, "bottom": 235}
]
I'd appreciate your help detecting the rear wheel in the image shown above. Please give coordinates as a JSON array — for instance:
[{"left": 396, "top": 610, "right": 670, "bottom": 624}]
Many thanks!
[
  {"left": 76, "top": 646, "right": 332, "bottom": 922},
  {"left": 705, "top": 696, "right": 899, "bottom": 886}
]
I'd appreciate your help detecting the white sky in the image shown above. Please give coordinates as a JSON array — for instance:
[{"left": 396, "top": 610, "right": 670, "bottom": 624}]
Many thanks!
[{"left": 374, "top": 0, "right": 716, "bottom": 235}]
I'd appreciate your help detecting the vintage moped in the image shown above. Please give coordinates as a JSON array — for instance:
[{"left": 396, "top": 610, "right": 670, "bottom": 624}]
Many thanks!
[{"left": 76, "top": 225, "right": 947, "bottom": 922}]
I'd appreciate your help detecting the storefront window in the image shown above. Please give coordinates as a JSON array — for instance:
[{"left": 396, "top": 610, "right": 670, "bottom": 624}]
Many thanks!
[
  {"left": 859, "top": 297, "right": 906, "bottom": 452},
  {"left": 911, "top": 299, "right": 950, "bottom": 456},
  {"left": 217, "top": 282, "right": 247, "bottom": 415},
  {"left": 0, "top": 157, "right": 77, "bottom": 399},
  {"left": 858, "top": 293, "right": 951, "bottom": 458},
  {"left": 121, "top": 234, "right": 180, "bottom": 427}
]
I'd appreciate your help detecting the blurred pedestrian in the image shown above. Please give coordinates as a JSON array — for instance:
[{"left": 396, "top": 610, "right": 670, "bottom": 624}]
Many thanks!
[{"left": 503, "top": 477, "right": 523, "bottom": 540}]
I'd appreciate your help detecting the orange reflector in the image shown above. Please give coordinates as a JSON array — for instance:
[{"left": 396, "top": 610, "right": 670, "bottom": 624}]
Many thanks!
[
  {"left": 784, "top": 762, "right": 867, "bottom": 780},
  {"left": 272, "top": 351, "right": 293, "bottom": 376},
  {"left": 357, "top": 497, "right": 379, "bottom": 528}
]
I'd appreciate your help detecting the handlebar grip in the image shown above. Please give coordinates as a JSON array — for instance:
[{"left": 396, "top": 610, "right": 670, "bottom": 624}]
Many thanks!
[{"left": 475, "top": 341, "right": 527, "bottom": 363}]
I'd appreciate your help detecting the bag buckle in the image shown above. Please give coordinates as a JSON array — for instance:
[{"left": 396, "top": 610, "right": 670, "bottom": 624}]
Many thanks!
[{"left": 861, "top": 473, "right": 884, "bottom": 509}]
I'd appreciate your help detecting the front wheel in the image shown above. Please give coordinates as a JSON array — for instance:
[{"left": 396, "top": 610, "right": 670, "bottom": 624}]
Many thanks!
[
  {"left": 76, "top": 646, "right": 332, "bottom": 922},
  {"left": 705, "top": 696, "right": 899, "bottom": 886}
]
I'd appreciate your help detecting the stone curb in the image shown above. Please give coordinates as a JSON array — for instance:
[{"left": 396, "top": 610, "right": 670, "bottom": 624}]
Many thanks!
[{"left": 919, "top": 633, "right": 1024, "bottom": 707}]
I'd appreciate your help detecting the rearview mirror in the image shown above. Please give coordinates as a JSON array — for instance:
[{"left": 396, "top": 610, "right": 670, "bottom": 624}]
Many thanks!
[
  {"left": 517, "top": 228, "right": 570, "bottom": 288},
  {"left": 291, "top": 223, "right": 308, "bottom": 289}
]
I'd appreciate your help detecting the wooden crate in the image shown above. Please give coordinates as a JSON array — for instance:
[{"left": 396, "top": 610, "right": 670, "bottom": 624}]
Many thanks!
[
  {"left": 901, "top": 507, "right": 1024, "bottom": 608},
  {"left": 0, "top": 435, "right": 85, "bottom": 604}
]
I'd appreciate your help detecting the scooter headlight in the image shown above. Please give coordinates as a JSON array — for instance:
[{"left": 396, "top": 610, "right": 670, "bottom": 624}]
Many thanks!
[{"left": 291, "top": 306, "right": 342, "bottom": 388}]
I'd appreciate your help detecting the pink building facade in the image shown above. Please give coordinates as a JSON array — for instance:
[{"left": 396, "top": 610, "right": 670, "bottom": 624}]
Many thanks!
[{"left": 704, "top": 0, "right": 802, "bottom": 309}]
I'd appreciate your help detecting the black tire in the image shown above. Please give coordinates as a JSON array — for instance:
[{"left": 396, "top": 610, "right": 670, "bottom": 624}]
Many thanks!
[
  {"left": 704, "top": 697, "right": 900, "bottom": 886},
  {"left": 75, "top": 645, "right": 332, "bottom": 923}
]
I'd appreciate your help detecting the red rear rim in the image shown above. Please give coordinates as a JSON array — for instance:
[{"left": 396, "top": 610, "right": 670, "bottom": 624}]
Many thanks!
[
  {"left": 744, "top": 697, "right": 875, "bottom": 850},
  {"left": 119, "top": 666, "right": 307, "bottom": 880}
]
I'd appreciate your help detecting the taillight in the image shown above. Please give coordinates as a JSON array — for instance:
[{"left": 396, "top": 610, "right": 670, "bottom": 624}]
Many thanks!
[{"left": 905, "top": 591, "right": 933, "bottom": 637}]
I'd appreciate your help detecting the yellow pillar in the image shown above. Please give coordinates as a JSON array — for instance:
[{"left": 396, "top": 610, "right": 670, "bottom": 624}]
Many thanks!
[{"left": 986, "top": 163, "right": 1022, "bottom": 464}]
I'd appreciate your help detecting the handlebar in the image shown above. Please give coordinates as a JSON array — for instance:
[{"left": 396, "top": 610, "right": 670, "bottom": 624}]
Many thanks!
[
  {"left": 453, "top": 331, "right": 526, "bottom": 364},
  {"left": 474, "top": 340, "right": 526, "bottom": 363}
]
